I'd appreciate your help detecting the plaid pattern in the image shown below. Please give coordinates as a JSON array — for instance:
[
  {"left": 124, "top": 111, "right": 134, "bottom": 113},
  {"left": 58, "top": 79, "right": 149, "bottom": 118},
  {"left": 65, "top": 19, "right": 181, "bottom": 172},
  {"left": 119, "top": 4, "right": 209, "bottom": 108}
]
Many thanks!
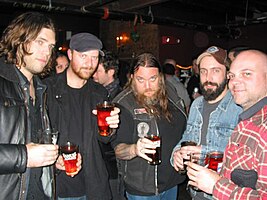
[{"left": 213, "top": 105, "right": 267, "bottom": 199}]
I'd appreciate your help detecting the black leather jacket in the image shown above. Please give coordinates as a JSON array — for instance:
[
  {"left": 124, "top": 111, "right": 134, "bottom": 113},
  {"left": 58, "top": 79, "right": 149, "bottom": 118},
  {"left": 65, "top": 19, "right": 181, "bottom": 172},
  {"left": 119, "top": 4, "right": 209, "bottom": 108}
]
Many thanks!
[
  {"left": 0, "top": 58, "right": 53, "bottom": 200},
  {"left": 44, "top": 71, "right": 112, "bottom": 200}
]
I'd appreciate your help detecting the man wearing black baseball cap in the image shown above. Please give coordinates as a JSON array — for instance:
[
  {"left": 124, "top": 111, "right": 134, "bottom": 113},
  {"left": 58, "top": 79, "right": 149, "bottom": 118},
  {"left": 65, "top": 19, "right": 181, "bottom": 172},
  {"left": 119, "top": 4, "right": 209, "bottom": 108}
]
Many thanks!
[{"left": 44, "top": 32, "right": 120, "bottom": 200}]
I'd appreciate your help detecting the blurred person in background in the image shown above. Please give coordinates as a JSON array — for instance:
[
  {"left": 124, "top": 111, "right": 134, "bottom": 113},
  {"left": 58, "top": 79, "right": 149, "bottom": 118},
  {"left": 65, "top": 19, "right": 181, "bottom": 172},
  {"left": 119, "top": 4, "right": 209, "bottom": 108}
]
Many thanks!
[
  {"left": 163, "top": 62, "right": 190, "bottom": 113},
  {"left": 93, "top": 50, "right": 125, "bottom": 199},
  {"left": 186, "top": 58, "right": 202, "bottom": 104},
  {"left": 93, "top": 51, "right": 122, "bottom": 100},
  {"left": 228, "top": 46, "right": 250, "bottom": 62},
  {"left": 55, "top": 53, "right": 69, "bottom": 74}
]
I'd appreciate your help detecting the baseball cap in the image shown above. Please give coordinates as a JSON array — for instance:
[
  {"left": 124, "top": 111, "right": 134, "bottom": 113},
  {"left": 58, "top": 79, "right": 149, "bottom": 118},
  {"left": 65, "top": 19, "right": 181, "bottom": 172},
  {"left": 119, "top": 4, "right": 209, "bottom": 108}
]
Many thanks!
[
  {"left": 69, "top": 33, "right": 104, "bottom": 56},
  {"left": 196, "top": 46, "right": 227, "bottom": 66}
]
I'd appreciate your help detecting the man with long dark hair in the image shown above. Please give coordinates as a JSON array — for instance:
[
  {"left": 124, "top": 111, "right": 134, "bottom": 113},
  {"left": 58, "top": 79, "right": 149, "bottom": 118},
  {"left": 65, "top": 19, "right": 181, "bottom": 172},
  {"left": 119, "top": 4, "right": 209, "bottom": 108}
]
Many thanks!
[
  {"left": 0, "top": 12, "right": 58, "bottom": 200},
  {"left": 112, "top": 53, "right": 187, "bottom": 199}
]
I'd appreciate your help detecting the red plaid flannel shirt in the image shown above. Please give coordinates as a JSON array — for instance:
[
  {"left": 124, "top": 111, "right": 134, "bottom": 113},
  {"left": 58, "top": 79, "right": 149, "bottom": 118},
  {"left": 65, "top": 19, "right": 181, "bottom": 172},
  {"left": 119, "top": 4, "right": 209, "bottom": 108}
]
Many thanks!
[{"left": 213, "top": 105, "right": 267, "bottom": 199}]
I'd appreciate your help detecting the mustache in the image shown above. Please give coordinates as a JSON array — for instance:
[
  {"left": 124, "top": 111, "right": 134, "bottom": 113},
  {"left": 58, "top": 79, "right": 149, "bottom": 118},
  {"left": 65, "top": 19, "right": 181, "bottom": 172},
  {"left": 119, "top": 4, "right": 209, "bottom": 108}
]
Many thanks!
[
  {"left": 144, "top": 89, "right": 154, "bottom": 93},
  {"left": 80, "top": 66, "right": 94, "bottom": 70},
  {"left": 203, "top": 81, "right": 218, "bottom": 87}
]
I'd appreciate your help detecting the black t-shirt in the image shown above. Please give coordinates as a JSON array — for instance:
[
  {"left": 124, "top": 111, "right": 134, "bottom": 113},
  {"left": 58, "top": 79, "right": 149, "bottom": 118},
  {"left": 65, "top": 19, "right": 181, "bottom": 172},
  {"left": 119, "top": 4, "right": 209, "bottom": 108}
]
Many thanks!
[
  {"left": 200, "top": 100, "right": 221, "bottom": 146},
  {"left": 113, "top": 101, "right": 187, "bottom": 195},
  {"left": 56, "top": 85, "right": 86, "bottom": 198}
]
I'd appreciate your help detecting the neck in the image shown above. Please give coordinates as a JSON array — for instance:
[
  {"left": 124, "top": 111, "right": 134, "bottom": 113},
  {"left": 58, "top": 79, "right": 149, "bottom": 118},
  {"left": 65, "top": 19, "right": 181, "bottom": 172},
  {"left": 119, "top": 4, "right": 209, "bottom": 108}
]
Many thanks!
[
  {"left": 19, "top": 66, "right": 34, "bottom": 82},
  {"left": 103, "top": 78, "right": 115, "bottom": 87}
]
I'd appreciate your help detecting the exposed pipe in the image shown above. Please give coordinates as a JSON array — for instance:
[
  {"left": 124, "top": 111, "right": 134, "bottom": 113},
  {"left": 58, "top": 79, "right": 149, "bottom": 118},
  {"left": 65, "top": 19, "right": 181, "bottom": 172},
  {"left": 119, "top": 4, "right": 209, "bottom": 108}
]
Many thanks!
[
  {"left": 0, "top": 0, "right": 265, "bottom": 35},
  {"left": 0, "top": 0, "right": 207, "bottom": 30}
]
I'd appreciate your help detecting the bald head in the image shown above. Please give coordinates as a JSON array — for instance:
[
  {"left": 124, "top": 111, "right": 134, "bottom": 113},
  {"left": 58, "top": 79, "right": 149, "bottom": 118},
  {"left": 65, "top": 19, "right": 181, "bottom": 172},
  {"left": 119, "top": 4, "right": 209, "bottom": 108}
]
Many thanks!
[
  {"left": 228, "top": 50, "right": 267, "bottom": 110},
  {"left": 232, "top": 50, "right": 267, "bottom": 71}
]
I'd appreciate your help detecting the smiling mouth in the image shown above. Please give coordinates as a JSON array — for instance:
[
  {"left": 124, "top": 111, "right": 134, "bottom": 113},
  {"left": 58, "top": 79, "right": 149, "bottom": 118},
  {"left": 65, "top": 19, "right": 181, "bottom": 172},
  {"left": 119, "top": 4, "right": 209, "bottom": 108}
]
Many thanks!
[{"left": 37, "top": 58, "right": 47, "bottom": 63}]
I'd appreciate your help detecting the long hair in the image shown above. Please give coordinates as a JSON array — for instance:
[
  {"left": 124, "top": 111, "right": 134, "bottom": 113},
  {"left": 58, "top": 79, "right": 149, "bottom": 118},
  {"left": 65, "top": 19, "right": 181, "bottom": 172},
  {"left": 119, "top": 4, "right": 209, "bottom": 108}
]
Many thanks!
[
  {"left": 0, "top": 12, "right": 56, "bottom": 76},
  {"left": 126, "top": 53, "right": 172, "bottom": 121}
]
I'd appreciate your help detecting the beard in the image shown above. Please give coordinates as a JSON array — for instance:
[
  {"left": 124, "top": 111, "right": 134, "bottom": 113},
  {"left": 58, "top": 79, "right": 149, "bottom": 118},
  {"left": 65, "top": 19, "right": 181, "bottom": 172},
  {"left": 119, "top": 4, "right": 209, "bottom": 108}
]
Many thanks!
[
  {"left": 200, "top": 78, "right": 228, "bottom": 101},
  {"left": 135, "top": 89, "right": 160, "bottom": 106},
  {"left": 131, "top": 80, "right": 162, "bottom": 116},
  {"left": 72, "top": 65, "right": 96, "bottom": 80},
  {"left": 130, "top": 76, "right": 171, "bottom": 120}
]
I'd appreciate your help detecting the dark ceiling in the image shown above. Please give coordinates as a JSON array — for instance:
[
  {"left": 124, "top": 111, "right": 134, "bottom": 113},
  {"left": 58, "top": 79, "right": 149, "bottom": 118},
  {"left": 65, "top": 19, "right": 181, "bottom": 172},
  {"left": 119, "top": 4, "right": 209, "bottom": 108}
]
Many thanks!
[{"left": 0, "top": 0, "right": 267, "bottom": 34}]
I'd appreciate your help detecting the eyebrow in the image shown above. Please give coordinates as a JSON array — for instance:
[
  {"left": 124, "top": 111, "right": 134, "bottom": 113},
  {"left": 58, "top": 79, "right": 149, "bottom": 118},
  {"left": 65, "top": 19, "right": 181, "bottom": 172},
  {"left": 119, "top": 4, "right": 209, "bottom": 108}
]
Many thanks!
[
  {"left": 37, "top": 36, "right": 56, "bottom": 46},
  {"left": 230, "top": 68, "right": 254, "bottom": 73}
]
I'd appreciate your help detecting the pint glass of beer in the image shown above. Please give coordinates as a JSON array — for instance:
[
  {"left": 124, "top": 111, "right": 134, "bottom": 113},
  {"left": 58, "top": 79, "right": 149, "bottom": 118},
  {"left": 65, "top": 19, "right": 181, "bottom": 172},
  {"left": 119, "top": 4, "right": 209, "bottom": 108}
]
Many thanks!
[
  {"left": 96, "top": 101, "right": 115, "bottom": 136},
  {"left": 207, "top": 151, "right": 223, "bottom": 173},
  {"left": 145, "top": 119, "right": 161, "bottom": 165},
  {"left": 189, "top": 152, "right": 208, "bottom": 191},
  {"left": 179, "top": 141, "right": 197, "bottom": 174},
  {"left": 145, "top": 134, "right": 161, "bottom": 165},
  {"left": 60, "top": 142, "right": 79, "bottom": 175}
]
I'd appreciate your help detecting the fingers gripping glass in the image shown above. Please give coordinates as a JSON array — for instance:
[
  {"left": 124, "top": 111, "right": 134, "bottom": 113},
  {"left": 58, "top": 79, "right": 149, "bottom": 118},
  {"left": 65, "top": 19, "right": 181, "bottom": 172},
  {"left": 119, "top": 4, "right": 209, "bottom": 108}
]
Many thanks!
[{"left": 145, "top": 117, "right": 161, "bottom": 165}]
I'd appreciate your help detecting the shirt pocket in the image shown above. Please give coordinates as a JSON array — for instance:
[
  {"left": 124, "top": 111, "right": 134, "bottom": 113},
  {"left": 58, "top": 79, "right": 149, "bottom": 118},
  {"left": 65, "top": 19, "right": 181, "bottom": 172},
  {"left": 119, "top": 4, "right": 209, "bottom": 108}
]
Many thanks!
[
  {"left": 182, "top": 122, "right": 200, "bottom": 142},
  {"left": 213, "top": 124, "right": 235, "bottom": 149},
  {"left": 227, "top": 142, "right": 256, "bottom": 170}
]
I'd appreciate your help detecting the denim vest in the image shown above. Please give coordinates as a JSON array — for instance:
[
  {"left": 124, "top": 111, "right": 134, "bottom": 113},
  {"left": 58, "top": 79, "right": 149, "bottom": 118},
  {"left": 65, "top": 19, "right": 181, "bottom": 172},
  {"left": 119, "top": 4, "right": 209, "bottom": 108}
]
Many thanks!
[{"left": 171, "top": 90, "right": 242, "bottom": 199}]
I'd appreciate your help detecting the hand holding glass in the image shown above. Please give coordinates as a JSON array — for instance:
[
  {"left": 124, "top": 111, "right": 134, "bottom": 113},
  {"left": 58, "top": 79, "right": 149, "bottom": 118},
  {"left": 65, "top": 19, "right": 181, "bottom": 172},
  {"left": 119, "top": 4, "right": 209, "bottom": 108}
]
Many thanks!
[
  {"left": 60, "top": 142, "right": 79, "bottom": 176},
  {"left": 145, "top": 134, "right": 161, "bottom": 165},
  {"left": 189, "top": 152, "right": 208, "bottom": 191},
  {"left": 96, "top": 101, "right": 115, "bottom": 136},
  {"left": 179, "top": 141, "right": 197, "bottom": 174}
]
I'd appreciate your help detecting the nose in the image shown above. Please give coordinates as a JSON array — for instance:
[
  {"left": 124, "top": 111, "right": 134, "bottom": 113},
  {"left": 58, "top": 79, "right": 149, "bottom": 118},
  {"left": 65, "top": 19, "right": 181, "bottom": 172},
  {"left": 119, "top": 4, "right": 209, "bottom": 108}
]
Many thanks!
[
  {"left": 205, "top": 71, "right": 214, "bottom": 82},
  {"left": 144, "top": 80, "right": 151, "bottom": 89},
  {"left": 84, "top": 57, "right": 93, "bottom": 67},
  {"left": 43, "top": 46, "right": 51, "bottom": 56},
  {"left": 229, "top": 76, "right": 241, "bottom": 87}
]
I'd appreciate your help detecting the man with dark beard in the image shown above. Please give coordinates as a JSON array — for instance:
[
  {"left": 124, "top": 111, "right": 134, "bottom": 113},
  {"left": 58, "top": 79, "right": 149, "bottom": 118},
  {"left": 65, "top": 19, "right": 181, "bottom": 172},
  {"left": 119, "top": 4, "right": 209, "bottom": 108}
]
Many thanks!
[
  {"left": 44, "top": 33, "right": 120, "bottom": 200},
  {"left": 171, "top": 46, "right": 242, "bottom": 200},
  {"left": 112, "top": 53, "right": 187, "bottom": 199}
]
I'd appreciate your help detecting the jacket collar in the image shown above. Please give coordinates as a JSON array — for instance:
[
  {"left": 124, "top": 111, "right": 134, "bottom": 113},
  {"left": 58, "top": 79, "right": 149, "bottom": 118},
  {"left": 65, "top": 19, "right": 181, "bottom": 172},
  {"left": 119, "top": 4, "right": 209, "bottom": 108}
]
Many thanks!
[
  {"left": 0, "top": 57, "right": 20, "bottom": 83},
  {"left": 51, "top": 69, "right": 106, "bottom": 98},
  {"left": 195, "top": 90, "right": 235, "bottom": 112},
  {"left": 0, "top": 57, "right": 46, "bottom": 95}
]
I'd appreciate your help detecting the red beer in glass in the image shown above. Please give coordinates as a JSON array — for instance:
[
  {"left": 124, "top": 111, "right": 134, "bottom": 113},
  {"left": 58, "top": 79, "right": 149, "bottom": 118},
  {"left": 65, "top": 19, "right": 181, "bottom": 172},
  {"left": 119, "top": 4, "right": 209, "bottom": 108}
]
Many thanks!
[
  {"left": 96, "top": 101, "right": 115, "bottom": 136},
  {"left": 145, "top": 135, "right": 161, "bottom": 165},
  {"left": 207, "top": 151, "right": 223, "bottom": 173},
  {"left": 61, "top": 142, "right": 79, "bottom": 175}
]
